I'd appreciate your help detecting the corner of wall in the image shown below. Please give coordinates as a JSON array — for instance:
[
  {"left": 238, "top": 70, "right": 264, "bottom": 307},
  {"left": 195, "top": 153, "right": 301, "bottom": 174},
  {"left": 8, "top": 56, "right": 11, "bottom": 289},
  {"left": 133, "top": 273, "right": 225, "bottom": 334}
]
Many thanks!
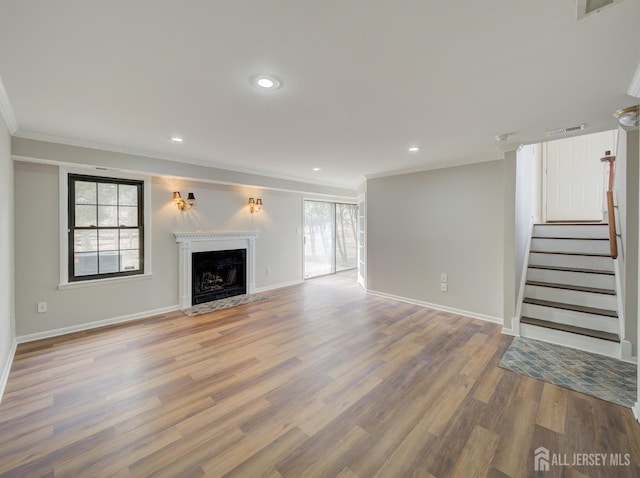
[{"left": 0, "top": 339, "right": 17, "bottom": 403}]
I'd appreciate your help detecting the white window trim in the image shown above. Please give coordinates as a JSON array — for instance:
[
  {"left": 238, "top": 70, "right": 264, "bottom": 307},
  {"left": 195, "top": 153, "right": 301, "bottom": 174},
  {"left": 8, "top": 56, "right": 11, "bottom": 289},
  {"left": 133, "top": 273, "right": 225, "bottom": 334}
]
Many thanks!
[{"left": 58, "top": 166, "right": 152, "bottom": 288}]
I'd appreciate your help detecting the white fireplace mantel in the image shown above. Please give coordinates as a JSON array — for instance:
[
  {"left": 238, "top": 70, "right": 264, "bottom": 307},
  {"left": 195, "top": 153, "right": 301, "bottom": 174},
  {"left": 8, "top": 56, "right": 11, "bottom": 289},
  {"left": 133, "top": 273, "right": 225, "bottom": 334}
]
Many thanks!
[{"left": 174, "top": 231, "right": 257, "bottom": 309}]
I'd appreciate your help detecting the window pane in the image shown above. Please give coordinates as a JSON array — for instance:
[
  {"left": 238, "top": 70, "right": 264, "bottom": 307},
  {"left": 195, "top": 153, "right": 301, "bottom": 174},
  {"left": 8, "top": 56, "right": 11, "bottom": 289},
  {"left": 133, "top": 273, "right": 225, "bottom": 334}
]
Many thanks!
[
  {"left": 120, "top": 250, "right": 140, "bottom": 272},
  {"left": 120, "top": 229, "right": 139, "bottom": 250},
  {"left": 304, "top": 201, "right": 335, "bottom": 278},
  {"left": 98, "top": 183, "right": 118, "bottom": 205},
  {"left": 75, "top": 205, "right": 97, "bottom": 227},
  {"left": 119, "top": 184, "right": 138, "bottom": 206},
  {"left": 118, "top": 206, "right": 138, "bottom": 227},
  {"left": 336, "top": 204, "right": 358, "bottom": 272},
  {"left": 98, "top": 205, "right": 118, "bottom": 226},
  {"left": 74, "top": 253, "right": 97, "bottom": 276},
  {"left": 74, "top": 230, "right": 97, "bottom": 253},
  {"left": 75, "top": 181, "right": 96, "bottom": 204},
  {"left": 98, "top": 229, "right": 118, "bottom": 251},
  {"left": 99, "top": 251, "right": 119, "bottom": 274}
]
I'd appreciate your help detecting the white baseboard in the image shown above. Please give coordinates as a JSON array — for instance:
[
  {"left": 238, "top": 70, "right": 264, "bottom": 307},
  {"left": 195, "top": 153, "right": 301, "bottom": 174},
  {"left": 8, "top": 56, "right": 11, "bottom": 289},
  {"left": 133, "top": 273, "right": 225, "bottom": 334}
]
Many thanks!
[
  {"left": 255, "top": 279, "right": 304, "bottom": 293},
  {"left": 501, "top": 316, "right": 521, "bottom": 337},
  {"left": 501, "top": 326, "right": 517, "bottom": 336},
  {"left": 620, "top": 340, "right": 636, "bottom": 364},
  {"left": 633, "top": 402, "right": 640, "bottom": 423},
  {"left": 16, "top": 305, "right": 180, "bottom": 344},
  {"left": 365, "top": 289, "right": 502, "bottom": 325},
  {"left": 0, "top": 338, "right": 18, "bottom": 404}
]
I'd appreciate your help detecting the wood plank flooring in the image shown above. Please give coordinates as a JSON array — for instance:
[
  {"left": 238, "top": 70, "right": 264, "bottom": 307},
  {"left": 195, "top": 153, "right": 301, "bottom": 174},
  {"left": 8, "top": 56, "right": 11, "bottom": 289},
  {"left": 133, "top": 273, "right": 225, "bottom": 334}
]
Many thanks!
[{"left": 1, "top": 272, "right": 639, "bottom": 477}]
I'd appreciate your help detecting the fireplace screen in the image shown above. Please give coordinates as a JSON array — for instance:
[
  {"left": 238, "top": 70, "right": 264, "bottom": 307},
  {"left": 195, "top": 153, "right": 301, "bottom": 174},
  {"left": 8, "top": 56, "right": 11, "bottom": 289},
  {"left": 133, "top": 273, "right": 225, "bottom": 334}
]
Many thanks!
[{"left": 192, "top": 249, "right": 246, "bottom": 305}]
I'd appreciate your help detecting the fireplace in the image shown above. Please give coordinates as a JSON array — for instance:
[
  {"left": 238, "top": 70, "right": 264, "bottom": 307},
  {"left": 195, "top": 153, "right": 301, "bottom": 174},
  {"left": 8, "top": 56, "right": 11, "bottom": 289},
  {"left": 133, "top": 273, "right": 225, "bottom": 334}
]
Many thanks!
[
  {"left": 174, "top": 231, "right": 257, "bottom": 310},
  {"left": 192, "top": 249, "right": 246, "bottom": 305}
]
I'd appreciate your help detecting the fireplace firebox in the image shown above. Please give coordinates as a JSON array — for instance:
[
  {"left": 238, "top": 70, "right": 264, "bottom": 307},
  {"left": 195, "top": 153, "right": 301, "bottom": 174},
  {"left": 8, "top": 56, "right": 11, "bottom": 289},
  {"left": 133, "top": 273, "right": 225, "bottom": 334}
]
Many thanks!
[{"left": 192, "top": 249, "right": 246, "bottom": 305}]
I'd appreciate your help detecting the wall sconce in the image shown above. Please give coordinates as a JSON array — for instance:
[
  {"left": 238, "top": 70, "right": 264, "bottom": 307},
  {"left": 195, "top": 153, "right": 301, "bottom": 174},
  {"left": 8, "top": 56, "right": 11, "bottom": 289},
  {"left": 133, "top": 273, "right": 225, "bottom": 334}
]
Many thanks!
[
  {"left": 173, "top": 191, "right": 196, "bottom": 211},
  {"left": 248, "top": 197, "right": 262, "bottom": 214}
]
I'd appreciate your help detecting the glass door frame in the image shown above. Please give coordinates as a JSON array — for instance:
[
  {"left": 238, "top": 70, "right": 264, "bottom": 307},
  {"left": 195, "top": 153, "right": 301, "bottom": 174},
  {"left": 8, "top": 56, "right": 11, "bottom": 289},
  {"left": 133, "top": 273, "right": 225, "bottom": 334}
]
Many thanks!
[{"left": 303, "top": 198, "right": 358, "bottom": 280}]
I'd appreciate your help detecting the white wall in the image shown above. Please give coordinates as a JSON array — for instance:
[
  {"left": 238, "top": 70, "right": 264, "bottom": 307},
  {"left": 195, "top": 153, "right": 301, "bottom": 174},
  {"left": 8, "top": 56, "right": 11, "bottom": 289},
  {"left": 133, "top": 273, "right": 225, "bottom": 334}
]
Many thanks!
[
  {"left": 0, "top": 115, "right": 15, "bottom": 397},
  {"left": 515, "top": 144, "right": 542, "bottom": 289},
  {"left": 13, "top": 145, "right": 350, "bottom": 339},
  {"left": 366, "top": 160, "right": 505, "bottom": 320}
]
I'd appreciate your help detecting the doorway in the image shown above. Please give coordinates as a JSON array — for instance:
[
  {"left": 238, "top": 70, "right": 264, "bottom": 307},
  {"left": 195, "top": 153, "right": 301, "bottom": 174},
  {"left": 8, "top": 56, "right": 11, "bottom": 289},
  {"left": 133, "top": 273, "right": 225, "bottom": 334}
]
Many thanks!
[{"left": 304, "top": 200, "right": 357, "bottom": 279}]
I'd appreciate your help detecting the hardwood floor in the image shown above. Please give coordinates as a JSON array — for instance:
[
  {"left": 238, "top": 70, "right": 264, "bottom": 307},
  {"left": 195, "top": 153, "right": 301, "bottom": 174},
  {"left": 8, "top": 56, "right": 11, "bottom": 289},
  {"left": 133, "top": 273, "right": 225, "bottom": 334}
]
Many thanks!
[{"left": 1, "top": 272, "right": 639, "bottom": 477}]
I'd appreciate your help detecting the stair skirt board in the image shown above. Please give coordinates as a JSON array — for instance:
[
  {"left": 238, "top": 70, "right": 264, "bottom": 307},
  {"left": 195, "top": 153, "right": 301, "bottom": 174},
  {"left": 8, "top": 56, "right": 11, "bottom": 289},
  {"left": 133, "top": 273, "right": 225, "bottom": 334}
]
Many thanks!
[
  {"left": 524, "top": 284, "right": 617, "bottom": 310},
  {"left": 521, "top": 302, "right": 619, "bottom": 334},
  {"left": 528, "top": 252, "right": 614, "bottom": 271},
  {"left": 520, "top": 322, "right": 621, "bottom": 359},
  {"left": 526, "top": 268, "right": 615, "bottom": 290},
  {"left": 532, "top": 224, "right": 609, "bottom": 239},
  {"left": 530, "top": 238, "right": 610, "bottom": 255}
]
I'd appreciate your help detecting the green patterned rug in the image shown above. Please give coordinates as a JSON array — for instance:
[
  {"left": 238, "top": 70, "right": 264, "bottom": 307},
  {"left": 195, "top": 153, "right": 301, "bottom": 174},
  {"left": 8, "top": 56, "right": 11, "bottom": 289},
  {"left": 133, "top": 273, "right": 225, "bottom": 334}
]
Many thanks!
[
  {"left": 499, "top": 337, "right": 636, "bottom": 407},
  {"left": 183, "top": 293, "right": 267, "bottom": 317}
]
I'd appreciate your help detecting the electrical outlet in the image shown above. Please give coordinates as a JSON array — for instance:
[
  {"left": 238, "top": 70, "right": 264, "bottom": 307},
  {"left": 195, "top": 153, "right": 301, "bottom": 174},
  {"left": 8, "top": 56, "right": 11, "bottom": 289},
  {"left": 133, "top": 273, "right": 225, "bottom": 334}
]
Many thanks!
[
  {"left": 266, "top": 267, "right": 272, "bottom": 277},
  {"left": 37, "top": 302, "right": 47, "bottom": 313},
  {"left": 441, "top": 273, "right": 447, "bottom": 282},
  {"left": 440, "top": 283, "right": 447, "bottom": 292}
]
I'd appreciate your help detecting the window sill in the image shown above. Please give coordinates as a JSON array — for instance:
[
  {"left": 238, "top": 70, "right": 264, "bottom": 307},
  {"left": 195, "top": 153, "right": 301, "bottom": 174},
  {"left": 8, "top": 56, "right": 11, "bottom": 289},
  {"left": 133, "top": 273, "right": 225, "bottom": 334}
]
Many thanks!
[{"left": 58, "top": 273, "right": 153, "bottom": 290}]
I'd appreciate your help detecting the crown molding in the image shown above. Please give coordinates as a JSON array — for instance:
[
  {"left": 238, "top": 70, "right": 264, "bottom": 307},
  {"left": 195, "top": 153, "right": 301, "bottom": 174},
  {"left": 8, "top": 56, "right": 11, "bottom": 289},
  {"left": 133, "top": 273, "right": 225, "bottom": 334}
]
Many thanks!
[
  {"left": 364, "top": 151, "right": 502, "bottom": 181},
  {"left": 13, "top": 130, "right": 356, "bottom": 190},
  {"left": 628, "top": 62, "right": 640, "bottom": 98},
  {"left": 0, "top": 75, "right": 18, "bottom": 134}
]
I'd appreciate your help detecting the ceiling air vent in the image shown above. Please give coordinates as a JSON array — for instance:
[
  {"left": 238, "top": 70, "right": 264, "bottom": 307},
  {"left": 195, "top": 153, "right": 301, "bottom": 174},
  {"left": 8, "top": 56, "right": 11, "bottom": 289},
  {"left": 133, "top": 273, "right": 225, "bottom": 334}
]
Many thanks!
[
  {"left": 577, "top": 0, "right": 623, "bottom": 20},
  {"left": 545, "top": 124, "right": 586, "bottom": 137}
]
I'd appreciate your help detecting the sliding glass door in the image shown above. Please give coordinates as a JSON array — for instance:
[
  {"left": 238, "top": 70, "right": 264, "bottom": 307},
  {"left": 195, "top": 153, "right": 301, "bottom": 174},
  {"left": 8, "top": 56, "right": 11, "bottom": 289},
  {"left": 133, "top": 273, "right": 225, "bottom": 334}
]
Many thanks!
[{"left": 304, "top": 200, "right": 357, "bottom": 279}]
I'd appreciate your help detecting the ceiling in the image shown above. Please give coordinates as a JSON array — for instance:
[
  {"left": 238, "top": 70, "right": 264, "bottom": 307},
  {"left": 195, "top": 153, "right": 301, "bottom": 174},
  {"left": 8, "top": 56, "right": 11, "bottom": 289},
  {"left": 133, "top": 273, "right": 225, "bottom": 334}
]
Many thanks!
[{"left": 0, "top": 0, "right": 638, "bottom": 189}]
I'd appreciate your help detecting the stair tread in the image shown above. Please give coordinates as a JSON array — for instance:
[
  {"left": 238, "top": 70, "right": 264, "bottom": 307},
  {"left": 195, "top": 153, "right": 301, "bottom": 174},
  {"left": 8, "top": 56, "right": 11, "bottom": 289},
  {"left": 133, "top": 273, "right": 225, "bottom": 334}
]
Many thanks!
[
  {"left": 531, "top": 237, "right": 608, "bottom": 241},
  {"left": 520, "top": 317, "right": 620, "bottom": 343},
  {"left": 530, "top": 250, "right": 611, "bottom": 257},
  {"left": 535, "top": 223, "right": 608, "bottom": 226},
  {"left": 527, "top": 264, "right": 614, "bottom": 275},
  {"left": 522, "top": 298, "right": 618, "bottom": 317},
  {"left": 526, "top": 280, "right": 615, "bottom": 295}
]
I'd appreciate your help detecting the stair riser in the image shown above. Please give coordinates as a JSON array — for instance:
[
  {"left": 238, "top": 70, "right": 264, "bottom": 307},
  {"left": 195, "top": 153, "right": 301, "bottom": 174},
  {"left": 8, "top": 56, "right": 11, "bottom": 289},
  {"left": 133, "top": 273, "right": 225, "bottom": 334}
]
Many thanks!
[
  {"left": 532, "top": 224, "right": 609, "bottom": 239},
  {"left": 519, "top": 324, "right": 620, "bottom": 359},
  {"left": 522, "top": 303, "right": 619, "bottom": 334},
  {"left": 526, "top": 268, "right": 615, "bottom": 290},
  {"left": 531, "top": 238, "right": 610, "bottom": 255},
  {"left": 524, "top": 285, "right": 617, "bottom": 311},
  {"left": 528, "top": 252, "right": 614, "bottom": 272}
]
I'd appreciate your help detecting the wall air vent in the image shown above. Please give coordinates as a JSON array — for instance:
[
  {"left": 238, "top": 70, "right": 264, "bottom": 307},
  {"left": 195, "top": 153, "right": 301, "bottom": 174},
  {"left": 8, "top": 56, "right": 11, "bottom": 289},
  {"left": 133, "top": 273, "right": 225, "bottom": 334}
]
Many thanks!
[
  {"left": 545, "top": 124, "right": 586, "bottom": 137},
  {"left": 577, "top": 0, "right": 623, "bottom": 20}
]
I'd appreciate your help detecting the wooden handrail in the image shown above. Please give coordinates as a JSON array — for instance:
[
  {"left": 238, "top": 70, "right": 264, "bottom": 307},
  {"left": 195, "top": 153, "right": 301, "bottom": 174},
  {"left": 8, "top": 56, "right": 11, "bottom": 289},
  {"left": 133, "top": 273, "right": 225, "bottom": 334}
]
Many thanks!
[{"left": 600, "top": 151, "right": 618, "bottom": 259}]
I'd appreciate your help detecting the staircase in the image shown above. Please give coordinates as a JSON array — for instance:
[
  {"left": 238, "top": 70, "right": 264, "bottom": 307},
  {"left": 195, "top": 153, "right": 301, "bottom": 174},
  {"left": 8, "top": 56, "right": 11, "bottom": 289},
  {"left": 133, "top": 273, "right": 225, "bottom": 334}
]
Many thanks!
[{"left": 518, "top": 222, "right": 623, "bottom": 358}]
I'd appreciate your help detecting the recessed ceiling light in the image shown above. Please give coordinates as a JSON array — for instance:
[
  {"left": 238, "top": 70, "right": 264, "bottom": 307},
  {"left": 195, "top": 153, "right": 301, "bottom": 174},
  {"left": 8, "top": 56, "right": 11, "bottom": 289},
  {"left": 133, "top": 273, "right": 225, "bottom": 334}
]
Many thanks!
[
  {"left": 251, "top": 75, "right": 281, "bottom": 90},
  {"left": 408, "top": 146, "right": 420, "bottom": 152},
  {"left": 171, "top": 137, "right": 184, "bottom": 143},
  {"left": 312, "top": 167, "right": 321, "bottom": 171}
]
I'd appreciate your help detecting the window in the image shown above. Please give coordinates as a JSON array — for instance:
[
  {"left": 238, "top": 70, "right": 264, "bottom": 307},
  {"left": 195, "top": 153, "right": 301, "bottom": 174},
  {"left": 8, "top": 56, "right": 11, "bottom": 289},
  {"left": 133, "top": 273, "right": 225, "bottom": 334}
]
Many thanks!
[{"left": 68, "top": 174, "right": 144, "bottom": 282}]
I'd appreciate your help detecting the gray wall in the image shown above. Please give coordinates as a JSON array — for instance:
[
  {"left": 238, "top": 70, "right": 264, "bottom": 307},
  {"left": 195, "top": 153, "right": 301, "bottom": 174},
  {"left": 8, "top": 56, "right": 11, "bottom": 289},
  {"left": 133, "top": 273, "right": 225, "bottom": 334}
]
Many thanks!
[
  {"left": 0, "top": 116, "right": 14, "bottom": 392},
  {"left": 13, "top": 143, "right": 351, "bottom": 338},
  {"left": 615, "top": 128, "right": 639, "bottom": 350},
  {"left": 366, "top": 160, "right": 505, "bottom": 320},
  {"left": 503, "top": 152, "right": 517, "bottom": 329}
]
